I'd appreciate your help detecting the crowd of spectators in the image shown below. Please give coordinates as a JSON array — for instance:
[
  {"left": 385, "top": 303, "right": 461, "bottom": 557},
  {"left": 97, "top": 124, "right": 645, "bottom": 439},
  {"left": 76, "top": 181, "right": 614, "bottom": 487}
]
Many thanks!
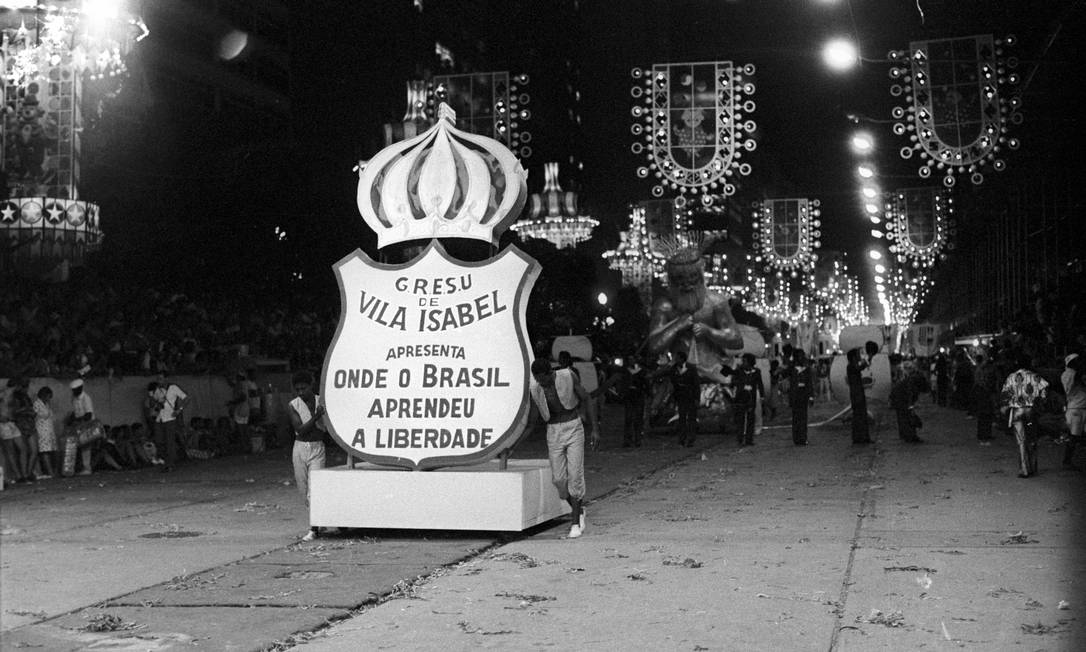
[{"left": 0, "top": 273, "right": 337, "bottom": 380}]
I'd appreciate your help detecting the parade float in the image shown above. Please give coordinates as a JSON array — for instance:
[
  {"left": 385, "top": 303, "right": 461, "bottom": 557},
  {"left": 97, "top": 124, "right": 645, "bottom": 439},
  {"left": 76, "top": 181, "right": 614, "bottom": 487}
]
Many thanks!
[{"left": 310, "top": 103, "right": 565, "bottom": 532}]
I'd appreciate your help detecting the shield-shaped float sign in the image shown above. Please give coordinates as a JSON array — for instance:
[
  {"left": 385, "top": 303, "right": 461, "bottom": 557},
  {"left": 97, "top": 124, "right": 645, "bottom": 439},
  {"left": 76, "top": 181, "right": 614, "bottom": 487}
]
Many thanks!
[{"left": 321, "top": 241, "right": 540, "bottom": 470}]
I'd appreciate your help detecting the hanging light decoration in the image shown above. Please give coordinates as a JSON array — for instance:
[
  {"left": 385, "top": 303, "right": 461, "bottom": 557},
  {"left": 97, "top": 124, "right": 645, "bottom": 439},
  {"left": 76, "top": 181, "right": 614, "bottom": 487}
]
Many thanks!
[
  {"left": 881, "top": 187, "right": 955, "bottom": 267},
  {"left": 430, "top": 71, "right": 531, "bottom": 158},
  {"left": 603, "top": 204, "right": 665, "bottom": 307},
  {"left": 750, "top": 198, "right": 821, "bottom": 276},
  {"left": 888, "top": 34, "right": 1021, "bottom": 187},
  {"left": 629, "top": 61, "right": 756, "bottom": 200},
  {"left": 512, "top": 161, "right": 598, "bottom": 249}
]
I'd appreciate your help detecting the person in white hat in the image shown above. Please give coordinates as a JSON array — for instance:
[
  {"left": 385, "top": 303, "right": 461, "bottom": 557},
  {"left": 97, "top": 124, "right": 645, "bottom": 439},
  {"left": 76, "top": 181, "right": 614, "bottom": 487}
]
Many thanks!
[
  {"left": 1062, "top": 354, "right": 1084, "bottom": 468},
  {"left": 68, "top": 379, "right": 96, "bottom": 476}
]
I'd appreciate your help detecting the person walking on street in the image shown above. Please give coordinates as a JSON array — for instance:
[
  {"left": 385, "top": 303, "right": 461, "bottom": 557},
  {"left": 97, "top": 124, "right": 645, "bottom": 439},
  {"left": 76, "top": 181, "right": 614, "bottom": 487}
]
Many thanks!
[
  {"left": 1062, "top": 354, "right": 1085, "bottom": 468},
  {"left": 847, "top": 348, "right": 872, "bottom": 444},
  {"left": 530, "top": 358, "right": 599, "bottom": 539},
  {"left": 288, "top": 371, "right": 328, "bottom": 542},
  {"left": 972, "top": 354, "right": 1000, "bottom": 444},
  {"left": 1000, "top": 357, "right": 1049, "bottom": 478},
  {"left": 153, "top": 374, "right": 189, "bottom": 473},
  {"left": 789, "top": 350, "right": 813, "bottom": 446},
  {"left": 670, "top": 351, "right": 700, "bottom": 447},
  {"left": 733, "top": 353, "right": 764, "bottom": 447},
  {"left": 890, "top": 369, "right": 926, "bottom": 443},
  {"left": 621, "top": 357, "right": 649, "bottom": 447}
]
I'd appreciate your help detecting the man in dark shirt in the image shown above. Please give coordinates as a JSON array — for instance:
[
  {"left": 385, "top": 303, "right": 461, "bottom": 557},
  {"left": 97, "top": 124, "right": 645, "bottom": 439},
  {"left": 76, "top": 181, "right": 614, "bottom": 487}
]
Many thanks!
[
  {"left": 890, "top": 369, "right": 927, "bottom": 443},
  {"left": 789, "top": 350, "right": 814, "bottom": 446},
  {"left": 670, "top": 351, "right": 700, "bottom": 447},
  {"left": 733, "top": 353, "right": 764, "bottom": 447}
]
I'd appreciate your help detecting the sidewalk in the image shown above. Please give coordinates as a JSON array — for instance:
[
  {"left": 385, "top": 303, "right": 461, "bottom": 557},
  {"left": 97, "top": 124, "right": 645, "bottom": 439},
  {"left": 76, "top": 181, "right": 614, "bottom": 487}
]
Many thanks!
[{"left": 289, "top": 401, "right": 1086, "bottom": 651}]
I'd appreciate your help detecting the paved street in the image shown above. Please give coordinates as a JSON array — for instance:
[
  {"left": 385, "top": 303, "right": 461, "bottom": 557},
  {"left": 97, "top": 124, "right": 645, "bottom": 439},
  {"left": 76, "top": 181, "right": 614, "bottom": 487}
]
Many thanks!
[{"left": 2, "top": 400, "right": 1084, "bottom": 651}]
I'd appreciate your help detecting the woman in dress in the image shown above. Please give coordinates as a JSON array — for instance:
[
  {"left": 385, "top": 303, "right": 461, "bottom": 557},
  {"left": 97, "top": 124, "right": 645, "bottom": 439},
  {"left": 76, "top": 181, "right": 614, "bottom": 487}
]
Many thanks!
[{"left": 33, "top": 386, "right": 57, "bottom": 478}]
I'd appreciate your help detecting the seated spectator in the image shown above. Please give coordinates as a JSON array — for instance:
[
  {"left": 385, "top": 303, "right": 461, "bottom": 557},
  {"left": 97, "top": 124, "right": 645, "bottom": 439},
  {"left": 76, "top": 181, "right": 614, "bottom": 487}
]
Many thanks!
[{"left": 92, "top": 425, "right": 126, "bottom": 471}]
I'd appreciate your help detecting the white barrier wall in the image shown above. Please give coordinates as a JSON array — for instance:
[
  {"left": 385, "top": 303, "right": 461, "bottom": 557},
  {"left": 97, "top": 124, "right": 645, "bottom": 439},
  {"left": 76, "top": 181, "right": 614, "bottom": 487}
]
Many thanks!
[{"left": 0, "top": 375, "right": 293, "bottom": 428}]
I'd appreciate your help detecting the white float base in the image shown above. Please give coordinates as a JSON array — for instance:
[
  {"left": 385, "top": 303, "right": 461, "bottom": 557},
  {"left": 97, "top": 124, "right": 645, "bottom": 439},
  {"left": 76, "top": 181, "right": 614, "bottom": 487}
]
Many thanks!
[{"left": 309, "top": 458, "right": 569, "bottom": 531}]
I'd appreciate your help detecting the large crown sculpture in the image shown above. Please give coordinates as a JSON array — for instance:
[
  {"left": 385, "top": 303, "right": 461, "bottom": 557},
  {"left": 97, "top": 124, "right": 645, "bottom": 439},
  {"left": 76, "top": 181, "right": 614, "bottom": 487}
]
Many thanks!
[{"left": 357, "top": 102, "right": 528, "bottom": 248}]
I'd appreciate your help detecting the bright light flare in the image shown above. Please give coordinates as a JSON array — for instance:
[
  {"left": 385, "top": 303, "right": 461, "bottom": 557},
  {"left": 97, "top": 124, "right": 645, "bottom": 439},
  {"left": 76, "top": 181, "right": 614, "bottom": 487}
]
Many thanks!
[
  {"left": 868, "top": 249, "right": 883, "bottom": 260},
  {"left": 597, "top": 292, "right": 609, "bottom": 306},
  {"left": 83, "top": 0, "right": 122, "bottom": 21},
  {"left": 862, "top": 186, "right": 878, "bottom": 199},
  {"left": 851, "top": 132, "right": 875, "bottom": 153},
  {"left": 874, "top": 264, "right": 886, "bottom": 273},
  {"left": 857, "top": 164, "right": 875, "bottom": 178},
  {"left": 822, "top": 38, "right": 859, "bottom": 72}
]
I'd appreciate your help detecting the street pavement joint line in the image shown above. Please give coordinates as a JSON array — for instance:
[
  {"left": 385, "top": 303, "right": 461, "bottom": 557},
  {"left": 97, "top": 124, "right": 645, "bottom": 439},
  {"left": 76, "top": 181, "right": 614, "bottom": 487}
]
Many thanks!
[
  {"left": 104, "top": 601, "right": 362, "bottom": 610},
  {"left": 827, "top": 442, "right": 880, "bottom": 652},
  {"left": 6, "top": 537, "right": 344, "bottom": 634},
  {"left": 25, "top": 484, "right": 280, "bottom": 537},
  {"left": 261, "top": 445, "right": 720, "bottom": 651},
  {"left": 261, "top": 540, "right": 510, "bottom": 652}
]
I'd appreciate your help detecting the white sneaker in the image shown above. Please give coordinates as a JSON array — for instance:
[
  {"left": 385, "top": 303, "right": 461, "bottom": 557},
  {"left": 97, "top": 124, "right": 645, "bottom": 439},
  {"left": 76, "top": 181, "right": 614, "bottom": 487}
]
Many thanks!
[
  {"left": 568, "top": 524, "right": 582, "bottom": 539},
  {"left": 301, "top": 529, "right": 317, "bottom": 542}
]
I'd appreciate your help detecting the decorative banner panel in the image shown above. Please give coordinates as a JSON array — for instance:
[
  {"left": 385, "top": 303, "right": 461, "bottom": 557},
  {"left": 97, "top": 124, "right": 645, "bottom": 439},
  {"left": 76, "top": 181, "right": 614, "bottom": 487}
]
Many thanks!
[
  {"left": 751, "top": 198, "right": 821, "bottom": 275},
  {"left": 430, "top": 71, "right": 531, "bottom": 159},
  {"left": 630, "top": 61, "right": 756, "bottom": 200},
  {"left": 883, "top": 187, "right": 954, "bottom": 267},
  {"left": 888, "top": 34, "right": 1021, "bottom": 187}
]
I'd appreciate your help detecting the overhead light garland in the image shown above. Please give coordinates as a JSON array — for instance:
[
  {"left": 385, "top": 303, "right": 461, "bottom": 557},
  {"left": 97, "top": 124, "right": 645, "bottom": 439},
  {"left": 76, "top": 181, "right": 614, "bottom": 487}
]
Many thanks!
[
  {"left": 882, "top": 187, "right": 955, "bottom": 267},
  {"left": 629, "top": 61, "right": 757, "bottom": 203},
  {"left": 429, "top": 71, "right": 531, "bottom": 158},
  {"left": 750, "top": 197, "right": 821, "bottom": 277},
  {"left": 888, "top": 34, "right": 1022, "bottom": 187}
]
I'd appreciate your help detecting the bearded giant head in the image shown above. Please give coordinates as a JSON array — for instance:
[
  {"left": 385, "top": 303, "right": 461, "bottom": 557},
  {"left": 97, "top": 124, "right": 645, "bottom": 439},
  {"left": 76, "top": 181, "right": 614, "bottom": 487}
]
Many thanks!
[{"left": 666, "top": 245, "right": 707, "bottom": 314}]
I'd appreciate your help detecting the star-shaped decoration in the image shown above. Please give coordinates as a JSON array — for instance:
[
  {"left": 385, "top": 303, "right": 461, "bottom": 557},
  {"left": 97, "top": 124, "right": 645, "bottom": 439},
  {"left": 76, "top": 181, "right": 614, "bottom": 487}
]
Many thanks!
[
  {"left": 45, "top": 202, "right": 64, "bottom": 225},
  {"left": 0, "top": 202, "right": 16, "bottom": 223}
]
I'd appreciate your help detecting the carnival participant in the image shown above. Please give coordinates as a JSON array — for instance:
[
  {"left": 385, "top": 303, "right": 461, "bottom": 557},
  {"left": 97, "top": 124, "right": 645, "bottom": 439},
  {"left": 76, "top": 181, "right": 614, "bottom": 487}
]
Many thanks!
[
  {"left": 227, "top": 372, "right": 251, "bottom": 450},
  {"left": 889, "top": 369, "right": 926, "bottom": 443},
  {"left": 1062, "top": 354, "right": 1084, "bottom": 468},
  {"left": 733, "top": 353, "right": 764, "bottom": 447},
  {"left": 1000, "top": 357, "right": 1049, "bottom": 478},
  {"left": 972, "top": 354, "right": 1000, "bottom": 445},
  {"left": 670, "top": 350, "right": 700, "bottom": 447},
  {"left": 153, "top": 374, "right": 189, "bottom": 473},
  {"left": 288, "top": 370, "right": 328, "bottom": 542},
  {"left": 647, "top": 243, "right": 744, "bottom": 382},
  {"left": 67, "top": 379, "right": 98, "bottom": 476},
  {"left": 789, "top": 350, "right": 814, "bottom": 446},
  {"left": 529, "top": 358, "right": 599, "bottom": 539},
  {"left": 621, "top": 356, "right": 649, "bottom": 448},
  {"left": 846, "top": 348, "right": 872, "bottom": 444}
]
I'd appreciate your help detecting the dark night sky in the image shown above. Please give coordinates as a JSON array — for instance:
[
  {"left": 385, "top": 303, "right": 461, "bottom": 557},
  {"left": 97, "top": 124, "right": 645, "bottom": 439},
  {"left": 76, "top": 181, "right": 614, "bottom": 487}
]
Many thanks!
[{"left": 286, "top": 0, "right": 1083, "bottom": 274}]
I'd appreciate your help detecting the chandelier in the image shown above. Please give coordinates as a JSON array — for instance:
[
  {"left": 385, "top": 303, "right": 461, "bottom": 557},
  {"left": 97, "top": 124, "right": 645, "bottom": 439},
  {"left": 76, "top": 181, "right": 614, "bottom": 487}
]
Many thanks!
[{"left": 1, "top": 0, "right": 148, "bottom": 87}]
